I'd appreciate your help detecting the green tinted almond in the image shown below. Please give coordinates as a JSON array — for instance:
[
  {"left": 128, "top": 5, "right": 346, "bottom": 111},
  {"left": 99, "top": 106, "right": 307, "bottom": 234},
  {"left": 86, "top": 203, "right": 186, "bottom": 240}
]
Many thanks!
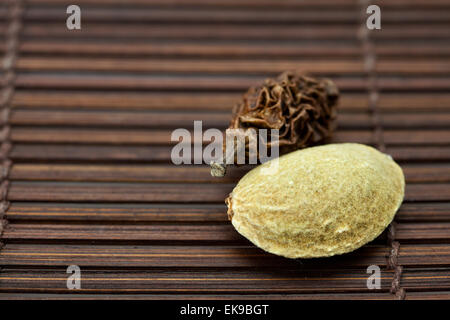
[{"left": 226, "top": 143, "right": 405, "bottom": 259}]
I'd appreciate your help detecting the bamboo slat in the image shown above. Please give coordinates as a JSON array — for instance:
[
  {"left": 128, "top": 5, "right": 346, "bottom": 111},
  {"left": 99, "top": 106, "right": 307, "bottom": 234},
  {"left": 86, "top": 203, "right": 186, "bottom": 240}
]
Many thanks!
[
  {"left": 9, "top": 145, "right": 450, "bottom": 162},
  {"left": 6, "top": 128, "right": 450, "bottom": 146},
  {"left": 0, "top": 243, "right": 388, "bottom": 268},
  {"left": 14, "top": 58, "right": 450, "bottom": 75},
  {"left": 0, "top": 243, "right": 449, "bottom": 268},
  {"left": 2, "top": 221, "right": 450, "bottom": 242},
  {"left": 2, "top": 291, "right": 450, "bottom": 300},
  {"left": 4, "top": 163, "right": 450, "bottom": 183},
  {"left": 20, "top": 24, "right": 361, "bottom": 40},
  {"left": 7, "top": 110, "right": 450, "bottom": 129},
  {"left": 11, "top": 92, "right": 450, "bottom": 111},
  {"left": 11, "top": 74, "right": 450, "bottom": 91},
  {"left": 19, "top": 41, "right": 363, "bottom": 58},
  {"left": 23, "top": 8, "right": 362, "bottom": 24},
  {"left": 6, "top": 181, "right": 235, "bottom": 203},
  {"left": 13, "top": 74, "right": 370, "bottom": 91},
  {"left": 4, "top": 202, "right": 450, "bottom": 223},
  {"left": 0, "top": 268, "right": 397, "bottom": 294},
  {"left": 16, "top": 41, "right": 450, "bottom": 58},
  {"left": 2, "top": 181, "right": 449, "bottom": 203},
  {"left": 7, "top": 128, "right": 450, "bottom": 145},
  {"left": 6, "top": 203, "right": 229, "bottom": 222},
  {"left": 16, "top": 58, "right": 366, "bottom": 74},
  {"left": 0, "top": 292, "right": 400, "bottom": 300},
  {"left": 8, "top": 128, "right": 374, "bottom": 144},
  {"left": 25, "top": 0, "right": 450, "bottom": 8},
  {"left": 0, "top": 268, "right": 448, "bottom": 294},
  {"left": 15, "top": 25, "right": 450, "bottom": 40}
]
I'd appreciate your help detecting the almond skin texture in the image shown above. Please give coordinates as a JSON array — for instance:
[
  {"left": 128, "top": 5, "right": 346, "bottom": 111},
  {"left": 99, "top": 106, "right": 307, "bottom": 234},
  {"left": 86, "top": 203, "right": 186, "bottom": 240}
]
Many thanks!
[{"left": 226, "top": 143, "right": 405, "bottom": 259}]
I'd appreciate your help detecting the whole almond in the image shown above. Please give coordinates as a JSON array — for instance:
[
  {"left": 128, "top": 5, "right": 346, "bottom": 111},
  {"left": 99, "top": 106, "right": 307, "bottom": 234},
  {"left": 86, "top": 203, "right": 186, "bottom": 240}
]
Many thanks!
[{"left": 226, "top": 143, "right": 405, "bottom": 259}]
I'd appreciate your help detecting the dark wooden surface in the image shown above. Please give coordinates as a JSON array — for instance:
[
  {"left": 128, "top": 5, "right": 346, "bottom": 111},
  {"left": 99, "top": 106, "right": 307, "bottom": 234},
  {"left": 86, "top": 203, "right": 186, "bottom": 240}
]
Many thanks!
[{"left": 0, "top": 0, "right": 450, "bottom": 300}]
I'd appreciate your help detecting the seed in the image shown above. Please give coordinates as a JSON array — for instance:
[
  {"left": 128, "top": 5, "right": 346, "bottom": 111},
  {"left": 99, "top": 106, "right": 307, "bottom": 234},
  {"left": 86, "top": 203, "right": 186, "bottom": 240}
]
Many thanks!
[
  {"left": 226, "top": 143, "right": 405, "bottom": 259},
  {"left": 211, "top": 71, "right": 339, "bottom": 177}
]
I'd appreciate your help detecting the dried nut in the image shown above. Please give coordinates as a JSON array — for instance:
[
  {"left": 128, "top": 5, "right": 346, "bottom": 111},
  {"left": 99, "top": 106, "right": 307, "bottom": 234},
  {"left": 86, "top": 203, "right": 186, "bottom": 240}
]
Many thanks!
[
  {"left": 226, "top": 143, "right": 405, "bottom": 259},
  {"left": 229, "top": 71, "right": 339, "bottom": 155},
  {"left": 211, "top": 71, "right": 339, "bottom": 177}
]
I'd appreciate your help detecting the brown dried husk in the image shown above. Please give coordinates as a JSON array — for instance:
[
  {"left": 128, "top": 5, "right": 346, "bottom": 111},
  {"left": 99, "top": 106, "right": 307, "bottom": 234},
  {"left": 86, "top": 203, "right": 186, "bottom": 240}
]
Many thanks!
[{"left": 228, "top": 71, "right": 339, "bottom": 156}]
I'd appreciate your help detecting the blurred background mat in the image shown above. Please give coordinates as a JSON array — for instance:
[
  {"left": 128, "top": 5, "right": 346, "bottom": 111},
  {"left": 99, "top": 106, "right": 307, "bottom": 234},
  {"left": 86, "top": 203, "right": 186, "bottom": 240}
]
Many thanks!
[{"left": 0, "top": 0, "right": 450, "bottom": 300}]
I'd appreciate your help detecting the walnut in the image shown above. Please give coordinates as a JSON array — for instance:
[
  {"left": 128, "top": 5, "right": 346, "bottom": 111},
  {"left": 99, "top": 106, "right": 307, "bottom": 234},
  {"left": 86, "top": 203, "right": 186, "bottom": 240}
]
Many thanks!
[{"left": 210, "top": 71, "right": 339, "bottom": 177}]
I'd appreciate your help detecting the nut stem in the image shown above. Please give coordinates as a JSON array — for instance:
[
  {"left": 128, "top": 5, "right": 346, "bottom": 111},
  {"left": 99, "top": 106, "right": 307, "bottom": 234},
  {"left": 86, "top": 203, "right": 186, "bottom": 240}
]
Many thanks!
[{"left": 210, "top": 160, "right": 227, "bottom": 177}]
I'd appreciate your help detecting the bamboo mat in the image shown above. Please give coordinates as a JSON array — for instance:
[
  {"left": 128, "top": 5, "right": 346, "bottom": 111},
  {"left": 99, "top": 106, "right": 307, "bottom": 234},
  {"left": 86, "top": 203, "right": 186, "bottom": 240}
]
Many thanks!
[{"left": 0, "top": 0, "right": 449, "bottom": 300}]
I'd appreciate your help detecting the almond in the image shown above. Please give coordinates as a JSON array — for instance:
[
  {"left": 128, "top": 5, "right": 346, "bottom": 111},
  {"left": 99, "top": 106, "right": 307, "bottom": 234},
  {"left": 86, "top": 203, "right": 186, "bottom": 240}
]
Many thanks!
[{"left": 226, "top": 143, "right": 405, "bottom": 259}]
